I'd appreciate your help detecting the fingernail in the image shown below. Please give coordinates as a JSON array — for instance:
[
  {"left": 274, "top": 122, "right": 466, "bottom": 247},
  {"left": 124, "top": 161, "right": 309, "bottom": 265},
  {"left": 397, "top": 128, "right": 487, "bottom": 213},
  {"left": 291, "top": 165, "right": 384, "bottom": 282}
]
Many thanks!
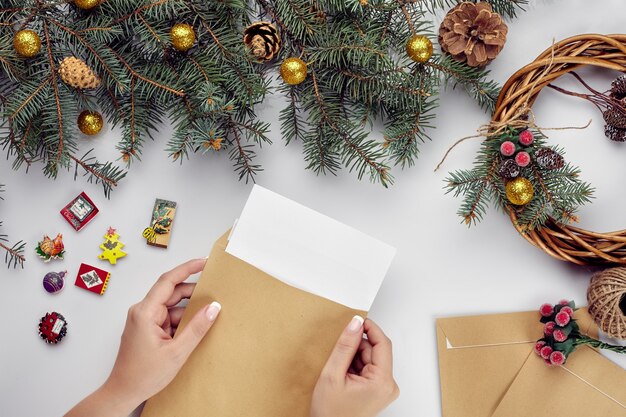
[
  {"left": 347, "top": 315, "right": 364, "bottom": 333},
  {"left": 206, "top": 301, "right": 221, "bottom": 321}
]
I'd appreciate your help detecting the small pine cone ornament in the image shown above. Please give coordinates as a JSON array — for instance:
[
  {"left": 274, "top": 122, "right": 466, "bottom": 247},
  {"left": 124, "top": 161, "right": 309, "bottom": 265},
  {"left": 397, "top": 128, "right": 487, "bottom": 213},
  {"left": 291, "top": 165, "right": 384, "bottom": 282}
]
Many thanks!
[
  {"left": 610, "top": 75, "right": 626, "bottom": 99},
  {"left": 603, "top": 106, "right": 626, "bottom": 129},
  {"left": 58, "top": 57, "right": 101, "bottom": 89},
  {"left": 605, "top": 124, "right": 626, "bottom": 142},
  {"left": 498, "top": 158, "right": 520, "bottom": 179},
  {"left": 243, "top": 22, "right": 281, "bottom": 63},
  {"left": 535, "top": 148, "right": 564, "bottom": 170},
  {"left": 439, "top": 2, "right": 508, "bottom": 67}
]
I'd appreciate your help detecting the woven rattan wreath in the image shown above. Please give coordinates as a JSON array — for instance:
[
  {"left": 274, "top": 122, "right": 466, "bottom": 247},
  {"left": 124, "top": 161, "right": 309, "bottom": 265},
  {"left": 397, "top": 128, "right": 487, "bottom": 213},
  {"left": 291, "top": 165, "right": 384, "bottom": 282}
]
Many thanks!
[{"left": 447, "top": 34, "right": 626, "bottom": 266}]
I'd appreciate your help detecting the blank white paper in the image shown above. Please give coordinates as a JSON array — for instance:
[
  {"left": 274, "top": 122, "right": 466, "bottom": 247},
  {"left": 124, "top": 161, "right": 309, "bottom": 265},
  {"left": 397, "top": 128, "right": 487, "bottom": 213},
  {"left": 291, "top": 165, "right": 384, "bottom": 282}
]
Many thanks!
[{"left": 225, "top": 185, "right": 396, "bottom": 311}]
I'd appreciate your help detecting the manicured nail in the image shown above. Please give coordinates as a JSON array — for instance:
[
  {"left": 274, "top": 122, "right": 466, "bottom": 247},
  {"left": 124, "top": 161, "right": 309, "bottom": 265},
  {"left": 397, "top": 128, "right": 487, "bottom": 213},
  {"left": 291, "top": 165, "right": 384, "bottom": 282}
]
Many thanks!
[
  {"left": 206, "top": 301, "right": 221, "bottom": 321},
  {"left": 348, "top": 315, "right": 364, "bottom": 333}
]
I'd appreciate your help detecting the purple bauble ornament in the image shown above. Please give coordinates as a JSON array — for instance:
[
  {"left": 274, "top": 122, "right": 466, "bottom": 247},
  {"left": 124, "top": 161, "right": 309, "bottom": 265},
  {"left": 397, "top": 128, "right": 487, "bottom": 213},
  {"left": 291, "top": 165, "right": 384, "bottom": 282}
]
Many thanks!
[{"left": 43, "top": 271, "right": 66, "bottom": 294}]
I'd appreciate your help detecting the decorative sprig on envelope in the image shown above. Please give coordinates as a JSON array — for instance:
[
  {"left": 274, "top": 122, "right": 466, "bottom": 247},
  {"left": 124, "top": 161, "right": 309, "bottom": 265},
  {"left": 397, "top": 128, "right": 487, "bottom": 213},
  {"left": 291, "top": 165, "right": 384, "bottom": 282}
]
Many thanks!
[{"left": 534, "top": 300, "right": 626, "bottom": 366}]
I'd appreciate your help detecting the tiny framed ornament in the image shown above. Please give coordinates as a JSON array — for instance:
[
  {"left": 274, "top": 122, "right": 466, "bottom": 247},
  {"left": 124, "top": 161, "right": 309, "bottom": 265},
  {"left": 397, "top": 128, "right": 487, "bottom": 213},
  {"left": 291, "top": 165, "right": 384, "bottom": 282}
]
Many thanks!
[
  {"left": 36, "top": 234, "right": 65, "bottom": 262},
  {"left": 143, "top": 199, "right": 177, "bottom": 249},
  {"left": 74, "top": 263, "right": 111, "bottom": 296},
  {"left": 38, "top": 312, "right": 68, "bottom": 344},
  {"left": 60, "top": 192, "right": 99, "bottom": 231}
]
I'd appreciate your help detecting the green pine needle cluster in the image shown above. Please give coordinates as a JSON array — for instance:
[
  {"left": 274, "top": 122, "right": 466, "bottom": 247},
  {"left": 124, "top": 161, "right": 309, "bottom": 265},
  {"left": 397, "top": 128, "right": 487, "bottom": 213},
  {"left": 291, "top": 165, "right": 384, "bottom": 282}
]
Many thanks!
[
  {"left": 446, "top": 128, "right": 594, "bottom": 230},
  {"left": 0, "top": 184, "right": 25, "bottom": 268}
]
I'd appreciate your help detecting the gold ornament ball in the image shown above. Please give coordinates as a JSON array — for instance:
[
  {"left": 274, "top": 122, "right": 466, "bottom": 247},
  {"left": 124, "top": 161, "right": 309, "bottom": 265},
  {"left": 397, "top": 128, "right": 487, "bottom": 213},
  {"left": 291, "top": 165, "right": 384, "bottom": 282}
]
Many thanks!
[
  {"left": 280, "top": 57, "right": 308, "bottom": 85},
  {"left": 170, "top": 23, "right": 196, "bottom": 52},
  {"left": 74, "top": 0, "right": 100, "bottom": 10},
  {"left": 77, "top": 111, "right": 104, "bottom": 135},
  {"left": 406, "top": 35, "right": 433, "bottom": 63},
  {"left": 13, "top": 30, "right": 41, "bottom": 58},
  {"left": 505, "top": 177, "right": 534, "bottom": 206}
]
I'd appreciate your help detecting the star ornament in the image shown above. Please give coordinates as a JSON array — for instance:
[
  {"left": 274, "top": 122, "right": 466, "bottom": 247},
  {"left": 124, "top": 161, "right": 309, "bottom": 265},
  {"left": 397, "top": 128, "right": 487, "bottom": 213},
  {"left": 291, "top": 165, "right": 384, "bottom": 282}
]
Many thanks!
[{"left": 106, "top": 226, "right": 117, "bottom": 236}]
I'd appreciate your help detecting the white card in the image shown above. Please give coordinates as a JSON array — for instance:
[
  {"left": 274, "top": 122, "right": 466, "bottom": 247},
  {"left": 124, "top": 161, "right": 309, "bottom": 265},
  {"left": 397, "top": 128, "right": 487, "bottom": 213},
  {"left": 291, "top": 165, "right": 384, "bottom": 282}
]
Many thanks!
[{"left": 226, "top": 185, "right": 396, "bottom": 311}]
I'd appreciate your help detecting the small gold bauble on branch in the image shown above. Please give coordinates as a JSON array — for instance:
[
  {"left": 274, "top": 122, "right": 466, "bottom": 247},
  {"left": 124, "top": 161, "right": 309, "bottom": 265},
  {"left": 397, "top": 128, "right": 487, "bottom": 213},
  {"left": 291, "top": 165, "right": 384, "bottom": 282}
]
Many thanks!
[
  {"left": 58, "top": 56, "right": 101, "bottom": 89},
  {"left": 280, "top": 57, "right": 307, "bottom": 85},
  {"left": 243, "top": 21, "right": 281, "bottom": 63},
  {"left": 77, "top": 111, "right": 104, "bottom": 135},
  {"left": 406, "top": 35, "right": 433, "bottom": 63},
  {"left": 13, "top": 29, "right": 41, "bottom": 58},
  {"left": 170, "top": 23, "right": 196, "bottom": 52},
  {"left": 74, "top": 0, "right": 100, "bottom": 10},
  {"left": 505, "top": 177, "right": 534, "bottom": 206}
]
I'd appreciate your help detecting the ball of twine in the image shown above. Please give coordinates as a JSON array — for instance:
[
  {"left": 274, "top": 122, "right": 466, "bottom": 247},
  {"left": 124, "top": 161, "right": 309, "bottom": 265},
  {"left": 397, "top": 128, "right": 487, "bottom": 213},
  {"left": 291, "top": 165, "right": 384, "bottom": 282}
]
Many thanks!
[{"left": 587, "top": 267, "right": 626, "bottom": 339}]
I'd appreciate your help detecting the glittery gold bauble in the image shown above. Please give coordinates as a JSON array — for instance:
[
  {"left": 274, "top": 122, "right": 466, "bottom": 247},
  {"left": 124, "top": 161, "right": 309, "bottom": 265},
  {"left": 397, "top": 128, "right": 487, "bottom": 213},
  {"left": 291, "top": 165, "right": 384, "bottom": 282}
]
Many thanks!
[
  {"left": 74, "top": 0, "right": 100, "bottom": 10},
  {"left": 77, "top": 111, "right": 104, "bottom": 135},
  {"left": 406, "top": 35, "right": 433, "bottom": 63},
  {"left": 280, "top": 57, "right": 307, "bottom": 85},
  {"left": 13, "top": 30, "right": 41, "bottom": 58},
  {"left": 505, "top": 177, "right": 534, "bottom": 206},
  {"left": 170, "top": 23, "right": 196, "bottom": 52}
]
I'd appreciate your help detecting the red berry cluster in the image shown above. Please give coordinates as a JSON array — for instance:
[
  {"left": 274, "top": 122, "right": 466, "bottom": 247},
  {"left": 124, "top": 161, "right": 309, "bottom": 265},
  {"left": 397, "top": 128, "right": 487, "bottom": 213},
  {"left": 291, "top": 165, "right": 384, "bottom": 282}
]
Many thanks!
[
  {"left": 499, "top": 129, "right": 533, "bottom": 168},
  {"left": 534, "top": 300, "right": 579, "bottom": 366}
]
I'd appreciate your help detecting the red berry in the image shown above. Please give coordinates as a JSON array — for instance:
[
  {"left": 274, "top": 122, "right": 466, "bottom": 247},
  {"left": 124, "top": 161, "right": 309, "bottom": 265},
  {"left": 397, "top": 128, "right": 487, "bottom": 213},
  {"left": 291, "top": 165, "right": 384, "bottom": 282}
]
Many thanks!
[
  {"left": 559, "top": 299, "right": 570, "bottom": 306},
  {"left": 500, "top": 141, "right": 516, "bottom": 157},
  {"left": 544, "top": 321, "right": 556, "bottom": 336},
  {"left": 515, "top": 151, "right": 531, "bottom": 167},
  {"left": 539, "top": 303, "right": 554, "bottom": 317},
  {"left": 560, "top": 306, "right": 574, "bottom": 317},
  {"left": 553, "top": 329, "right": 568, "bottom": 342},
  {"left": 555, "top": 311, "right": 571, "bottom": 327},
  {"left": 540, "top": 345, "right": 553, "bottom": 360},
  {"left": 549, "top": 350, "right": 566, "bottom": 366},
  {"left": 534, "top": 341, "right": 546, "bottom": 355},
  {"left": 519, "top": 130, "right": 534, "bottom": 146}
]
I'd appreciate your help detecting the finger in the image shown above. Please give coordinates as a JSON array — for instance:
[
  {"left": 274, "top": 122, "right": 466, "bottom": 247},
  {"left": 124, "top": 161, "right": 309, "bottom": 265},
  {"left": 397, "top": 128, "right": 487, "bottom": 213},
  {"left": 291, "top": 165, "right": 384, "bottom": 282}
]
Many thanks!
[
  {"left": 165, "top": 283, "right": 196, "bottom": 307},
  {"left": 173, "top": 301, "right": 221, "bottom": 360},
  {"left": 363, "top": 319, "right": 393, "bottom": 372},
  {"left": 358, "top": 338, "right": 373, "bottom": 366},
  {"left": 168, "top": 306, "right": 186, "bottom": 328},
  {"left": 321, "top": 316, "right": 364, "bottom": 380},
  {"left": 145, "top": 259, "right": 206, "bottom": 304}
]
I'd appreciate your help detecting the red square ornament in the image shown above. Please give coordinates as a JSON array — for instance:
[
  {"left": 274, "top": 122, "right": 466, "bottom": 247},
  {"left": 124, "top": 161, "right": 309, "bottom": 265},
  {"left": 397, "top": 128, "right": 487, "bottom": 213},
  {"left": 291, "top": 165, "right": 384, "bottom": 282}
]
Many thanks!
[
  {"left": 74, "top": 263, "right": 111, "bottom": 296},
  {"left": 60, "top": 192, "right": 99, "bottom": 231}
]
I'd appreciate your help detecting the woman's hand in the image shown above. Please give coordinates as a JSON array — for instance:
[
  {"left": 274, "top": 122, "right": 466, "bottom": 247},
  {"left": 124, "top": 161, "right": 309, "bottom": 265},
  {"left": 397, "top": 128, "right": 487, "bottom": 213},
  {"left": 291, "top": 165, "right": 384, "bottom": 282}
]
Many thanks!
[
  {"left": 65, "top": 258, "right": 221, "bottom": 417},
  {"left": 311, "top": 317, "right": 399, "bottom": 417}
]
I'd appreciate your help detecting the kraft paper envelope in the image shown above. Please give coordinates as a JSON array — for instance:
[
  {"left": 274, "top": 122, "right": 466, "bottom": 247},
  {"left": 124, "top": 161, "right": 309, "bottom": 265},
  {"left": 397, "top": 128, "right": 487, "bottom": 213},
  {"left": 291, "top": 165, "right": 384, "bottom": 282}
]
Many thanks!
[
  {"left": 492, "top": 344, "right": 626, "bottom": 416},
  {"left": 140, "top": 231, "right": 367, "bottom": 417},
  {"left": 436, "top": 308, "right": 598, "bottom": 417}
]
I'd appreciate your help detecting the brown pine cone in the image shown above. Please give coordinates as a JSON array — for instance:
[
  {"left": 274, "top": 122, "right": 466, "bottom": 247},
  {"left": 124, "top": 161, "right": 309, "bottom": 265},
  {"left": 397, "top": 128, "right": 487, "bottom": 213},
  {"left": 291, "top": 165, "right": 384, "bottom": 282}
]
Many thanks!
[
  {"left": 605, "top": 124, "right": 626, "bottom": 142},
  {"left": 603, "top": 106, "right": 626, "bottom": 129},
  {"left": 610, "top": 74, "right": 626, "bottom": 99},
  {"left": 58, "top": 56, "right": 100, "bottom": 89},
  {"left": 535, "top": 147, "right": 564, "bottom": 170},
  {"left": 438, "top": 2, "right": 508, "bottom": 67},
  {"left": 498, "top": 158, "right": 520, "bottom": 179},
  {"left": 243, "top": 22, "right": 281, "bottom": 63}
]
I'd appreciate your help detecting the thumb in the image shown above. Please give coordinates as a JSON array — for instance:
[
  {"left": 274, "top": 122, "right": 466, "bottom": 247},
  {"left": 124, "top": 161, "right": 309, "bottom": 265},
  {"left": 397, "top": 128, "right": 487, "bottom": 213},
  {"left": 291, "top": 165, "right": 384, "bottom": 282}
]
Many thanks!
[
  {"left": 321, "top": 315, "right": 364, "bottom": 380},
  {"left": 173, "top": 301, "right": 221, "bottom": 360}
]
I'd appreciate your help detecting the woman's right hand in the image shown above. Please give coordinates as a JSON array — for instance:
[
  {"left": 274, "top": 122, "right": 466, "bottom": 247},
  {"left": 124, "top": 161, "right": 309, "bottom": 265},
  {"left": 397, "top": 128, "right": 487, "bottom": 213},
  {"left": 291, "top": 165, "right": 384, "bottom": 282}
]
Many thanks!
[{"left": 310, "top": 317, "right": 399, "bottom": 417}]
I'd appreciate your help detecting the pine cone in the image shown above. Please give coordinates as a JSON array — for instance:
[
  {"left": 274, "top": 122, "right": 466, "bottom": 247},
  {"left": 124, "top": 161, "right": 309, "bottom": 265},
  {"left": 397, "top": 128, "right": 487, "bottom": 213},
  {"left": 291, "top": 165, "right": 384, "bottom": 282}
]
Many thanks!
[
  {"left": 605, "top": 124, "right": 626, "bottom": 142},
  {"left": 535, "top": 147, "right": 564, "bottom": 170},
  {"left": 498, "top": 158, "right": 520, "bottom": 179},
  {"left": 438, "top": 2, "right": 508, "bottom": 67},
  {"left": 603, "top": 106, "right": 626, "bottom": 129},
  {"left": 610, "top": 74, "right": 626, "bottom": 99},
  {"left": 243, "top": 22, "right": 281, "bottom": 63},
  {"left": 58, "top": 56, "right": 101, "bottom": 89}
]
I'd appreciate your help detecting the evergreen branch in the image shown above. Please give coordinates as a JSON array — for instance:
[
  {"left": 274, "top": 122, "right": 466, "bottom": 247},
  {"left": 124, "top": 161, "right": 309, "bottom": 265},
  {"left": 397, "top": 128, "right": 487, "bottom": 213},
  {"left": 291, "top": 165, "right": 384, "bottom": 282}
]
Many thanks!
[
  {"left": 9, "top": 77, "right": 50, "bottom": 119},
  {"left": 71, "top": 150, "right": 127, "bottom": 198},
  {"left": 0, "top": 240, "right": 26, "bottom": 269},
  {"left": 42, "top": 21, "right": 65, "bottom": 165}
]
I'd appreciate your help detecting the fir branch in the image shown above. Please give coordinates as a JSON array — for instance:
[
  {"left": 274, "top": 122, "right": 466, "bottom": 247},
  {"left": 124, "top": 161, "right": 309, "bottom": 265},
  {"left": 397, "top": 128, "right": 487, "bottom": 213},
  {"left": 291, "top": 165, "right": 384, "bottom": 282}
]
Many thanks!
[
  {"left": 71, "top": 150, "right": 127, "bottom": 198},
  {"left": 42, "top": 21, "right": 65, "bottom": 165},
  {"left": 0, "top": 186, "right": 25, "bottom": 269}
]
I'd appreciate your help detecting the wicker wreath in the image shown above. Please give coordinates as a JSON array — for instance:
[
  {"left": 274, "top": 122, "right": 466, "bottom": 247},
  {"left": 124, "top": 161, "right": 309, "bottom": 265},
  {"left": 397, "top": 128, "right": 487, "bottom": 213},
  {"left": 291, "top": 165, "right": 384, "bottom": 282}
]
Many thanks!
[{"left": 495, "top": 34, "right": 626, "bottom": 265}]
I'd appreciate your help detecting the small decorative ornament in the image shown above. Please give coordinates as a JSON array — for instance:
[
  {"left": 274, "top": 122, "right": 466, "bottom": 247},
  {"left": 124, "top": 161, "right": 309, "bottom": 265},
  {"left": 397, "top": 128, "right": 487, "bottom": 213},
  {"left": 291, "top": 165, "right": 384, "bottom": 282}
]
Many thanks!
[
  {"left": 74, "top": 263, "right": 111, "bottom": 296},
  {"left": 518, "top": 130, "right": 534, "bottom": 146},
  {"left": 405, "top": 35, "right": 433, "bottom": 63},
  {"left": 60, "top": 192, "right": 99, "bottom": 231},
  {"left": 243, "top": 22, "right": 281, "bottom": 63},
  {"left": 43, "top": 270, "right": 67, "bottom": 294},
  {"left": 58, "top": 56, "right": 101, "bottom": 89},
  {"left": 98, "top": 227, "right": 127, "bottom": 265},
  {"left": 74, "top": 0, "right": 100, "bottom": 10},
  {"left": 505, "top": 177, "right": 533, "bottom": 206},
  {"left": 514, "top": 151, "right": 530, "bottom": 167},
  {"left": 38, "top": 312, "right": 68, "bottom": 344},
  {"left": 145, "top": 199, "right": 177, "bottom": 248},
  {"left": 535, "top": 300, "right": 625, "bottom": 366},
  {"left": 77, "top": 110, "right": 104, "bottom": 135},
  {"left": 13, "top": 29, "right": 41, "bottom": 58},
  {"left": 36, "top": 234, "right": 65, "bottom": 262},
  {"left": 280, "top": 57, "right": 308, "bottom": 85},
  {"left": 497, "top": 159, "right": 519, "bottom": 179},
  {"left": 535, "top": 147, "right": 564, "bottom": 170},
  {"left": 438, "top": 2, "right": 507, "bottom": 67},
  {"left": 499, "top": 141, "right": 516, "bottom": 157},
  {"left": 170, "top": 23, "right": 196, "bottom": 52}
]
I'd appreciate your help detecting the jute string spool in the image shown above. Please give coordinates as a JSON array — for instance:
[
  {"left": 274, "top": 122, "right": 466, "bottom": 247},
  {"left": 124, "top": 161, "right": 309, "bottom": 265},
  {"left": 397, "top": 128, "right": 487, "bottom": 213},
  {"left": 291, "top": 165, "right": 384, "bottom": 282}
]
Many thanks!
[
  {"left": 494, "top": 34, "right": 626, "bottom": 265},
  {"left": 587, "top": 267, "right": 626, "bottom": 339}
]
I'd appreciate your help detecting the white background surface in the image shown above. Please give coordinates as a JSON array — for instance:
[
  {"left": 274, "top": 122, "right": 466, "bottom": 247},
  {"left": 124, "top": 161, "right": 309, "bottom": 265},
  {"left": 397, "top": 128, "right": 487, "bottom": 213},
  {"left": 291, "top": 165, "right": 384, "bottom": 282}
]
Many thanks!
[{"left": 1, "top": 1, "right": 626, "bottom": 416}]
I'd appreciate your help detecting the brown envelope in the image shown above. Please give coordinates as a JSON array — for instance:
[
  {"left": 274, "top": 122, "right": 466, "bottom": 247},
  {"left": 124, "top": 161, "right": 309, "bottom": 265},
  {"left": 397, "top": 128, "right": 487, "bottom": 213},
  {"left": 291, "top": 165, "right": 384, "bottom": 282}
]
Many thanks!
[
  {"left": 436, "top": 308, "right": 598, "bottom": 417},
  {"left": 492, "top": 345, "right": 626, "bottom": 416},
  {"left": 141, "top": 231, "right": 366, "bottom": 417}
]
